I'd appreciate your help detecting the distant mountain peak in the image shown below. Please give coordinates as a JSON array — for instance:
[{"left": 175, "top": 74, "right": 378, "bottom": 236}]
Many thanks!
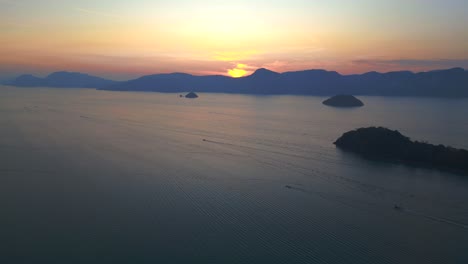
[
  {"left": 47, "top": 71, "right": 91, "bottom": 78},
  {"left": 50, "top": 71, "right": 73, "bottom": 74},
  {"left": 254, "top": 68, "right": 279, "bottom": 74},
  {"left": 16, "top": 74, "right": 42, "bottom": 80},
  {"left": 248, "top": 68, "right": 280, "bottom": 78},
  {"left": 363, "top": 71, "right": 380, "bottom": 75},
  {"left": 17, "top": 74, "right": 38, "bottom": 78},
  {"left": 167, "top": 72, "right": 193, "bottom": 77},
  {"left": 14, "top": 74, "right": 41, "bottom": 80}
]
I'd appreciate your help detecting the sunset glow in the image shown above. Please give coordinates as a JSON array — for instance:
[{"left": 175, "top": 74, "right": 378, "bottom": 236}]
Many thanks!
[
  {"left": 0, "top": 0, "right": 467, "bottom": 80},
  {"left": 228, "top": 69, "right": 247, "bottom": 78},
  {"left": 228, "top": 64, "right": 249, "bottom": 78}
]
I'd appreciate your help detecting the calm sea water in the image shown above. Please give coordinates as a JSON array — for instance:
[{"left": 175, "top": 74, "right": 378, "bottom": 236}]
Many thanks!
[{"left": 1, "top": 86, "right": 468, "bottom": 263}]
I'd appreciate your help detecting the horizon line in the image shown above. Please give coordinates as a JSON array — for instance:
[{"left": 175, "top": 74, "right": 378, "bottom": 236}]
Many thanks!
[{"left": 8, "top": 66, "right": 467, "bottom": 82}]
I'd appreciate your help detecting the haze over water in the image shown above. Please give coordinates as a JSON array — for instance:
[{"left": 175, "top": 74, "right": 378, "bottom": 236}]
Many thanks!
[{"left": 2, "top": 86, "right": 468, "bottom": 263}]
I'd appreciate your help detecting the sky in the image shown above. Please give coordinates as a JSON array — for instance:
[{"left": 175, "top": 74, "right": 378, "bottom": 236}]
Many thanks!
[{"left": 1, "top": 0, "right": 467, "bottom": 80}]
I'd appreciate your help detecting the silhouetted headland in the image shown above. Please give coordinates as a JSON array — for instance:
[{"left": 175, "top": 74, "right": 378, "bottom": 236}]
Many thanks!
[
  {"left": 334, "top": 127, "right": 468, "bottom": 175},
  {"left": 185, "top": 92, "right": 199, "bottom": 98},
  {"left": 323, "top": 95, "right": 364, "bottom": 107}
]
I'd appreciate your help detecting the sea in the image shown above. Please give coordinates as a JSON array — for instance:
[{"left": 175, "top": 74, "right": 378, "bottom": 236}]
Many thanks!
[{"left": 1, "top": 86, "right": 468, "bottom": 263}]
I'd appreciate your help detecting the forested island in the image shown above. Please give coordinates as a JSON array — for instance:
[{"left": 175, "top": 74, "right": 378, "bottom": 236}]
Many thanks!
[{"left": 334, "top": 127, "right": 468, "bottom": 174}]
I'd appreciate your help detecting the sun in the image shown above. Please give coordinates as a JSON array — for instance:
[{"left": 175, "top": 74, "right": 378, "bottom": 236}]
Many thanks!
[
  {"left": 228, "top": 68, "right": 247, "bottom": 78},
  {"left": 228, "top": 63, "right": 248, "bottom": 78}
]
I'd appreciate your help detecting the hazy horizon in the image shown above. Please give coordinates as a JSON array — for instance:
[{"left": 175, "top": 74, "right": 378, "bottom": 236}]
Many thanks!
[
  {"left": 1, "top": 0, "right": 467, "bottom": 80},
  {"left": 3, "top": 66, "right": 467, "bottom": 83}
]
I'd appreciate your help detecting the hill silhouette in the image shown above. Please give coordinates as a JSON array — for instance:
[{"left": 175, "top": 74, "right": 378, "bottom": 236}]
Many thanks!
[
  {"left": 4, "top": 68, "right": 468, "bottom": 97},
  {"left": 5, "top": 71, "right": 116, "bottom": 88}
]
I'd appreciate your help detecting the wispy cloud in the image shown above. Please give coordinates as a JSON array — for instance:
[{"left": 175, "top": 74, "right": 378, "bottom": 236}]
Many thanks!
[
  {"left": 213, "top": 50, "right": 260, "bottom": 62},
  {"left": 2, "top": 21, "right": 34, "bottom": 28},
  {"left": 352, "top": 59, "right": 468, "bottom": 69},
  {"left": 75, "top": 7, "right": 121, "bottom": 19},
  {"left": 0, "top": 0, "right": 22, "bottom": 6}
]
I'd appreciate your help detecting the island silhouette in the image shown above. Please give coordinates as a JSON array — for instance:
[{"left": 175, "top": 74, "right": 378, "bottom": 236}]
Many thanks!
[
  {"left": 185, "top": 92, "right": 199, "bottom": 98},
  {"left": 323, "top": 95, "right": 364, "bottom": 107},
  {"left": 334, "top": 127, "right": 468, "bottom": 175}
]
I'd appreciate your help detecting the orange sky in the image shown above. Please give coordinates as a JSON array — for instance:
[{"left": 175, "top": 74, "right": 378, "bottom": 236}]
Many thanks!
[{"left": 1, "top": 0, "right": 467, "bottom": 80}]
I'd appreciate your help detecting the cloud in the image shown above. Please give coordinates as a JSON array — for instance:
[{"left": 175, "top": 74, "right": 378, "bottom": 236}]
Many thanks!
[
  {"left": 261, "top": 60, "right": 288, "bottom": 69},
  {"left": 0, "top": 0, "right": 24, "bottom": 6},
  {"left": 352, "top": 59, "right": 468, "bottom": 70},
  {"left": 0, "top": 49, "right": 236, "bottom": 80},
  {"left": 2, "top": 21, "right": 34, "bottom": 28},
  {"left": 75, "top": 7, "right": 121, "bottom": 19},
  {"left": 213, "top": 50, "right": 259, "bottom": 62}
]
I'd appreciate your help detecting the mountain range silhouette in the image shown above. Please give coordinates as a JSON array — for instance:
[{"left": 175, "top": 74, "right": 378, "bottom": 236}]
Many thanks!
[
  {"left": 5, "top": 71, "right": 117, "bottom": 89},
  {"left": 4, "top": 68, "right": 468, "bottom": 97}
]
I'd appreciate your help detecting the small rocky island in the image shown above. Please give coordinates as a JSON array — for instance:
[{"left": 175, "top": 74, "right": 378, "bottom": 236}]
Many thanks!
[
  {"left": 334, "top": 127, "right": 468, "bottom": 174},
  {"left": 185, "top": 92, "right": 199, "bottom": 99},
  {"left": 323, "top": 95, "right": 364, "bottom": 107}
]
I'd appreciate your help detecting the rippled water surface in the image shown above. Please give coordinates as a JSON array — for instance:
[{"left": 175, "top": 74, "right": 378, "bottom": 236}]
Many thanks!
[{"left": 1, "top": 86, "right": 468, "bottom": 263}]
